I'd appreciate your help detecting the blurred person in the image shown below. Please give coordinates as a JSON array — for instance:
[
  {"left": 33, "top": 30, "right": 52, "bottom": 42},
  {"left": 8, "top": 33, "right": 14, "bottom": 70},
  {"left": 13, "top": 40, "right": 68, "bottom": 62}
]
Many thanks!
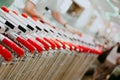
[
  {"left": 9, "top": 0, "right": 80, "bottom": 34},
  {"left": 97, "top": 44, "right": 115, "bottom": 64},
  {"left": 108, "top": 47, "right": 120, "bottom": 80},
  {"left": 108, "top": 58, "right": 120, "bottom": 80},
  {"left": 93, "top": 42, "right": 120, "bottom": 80}
]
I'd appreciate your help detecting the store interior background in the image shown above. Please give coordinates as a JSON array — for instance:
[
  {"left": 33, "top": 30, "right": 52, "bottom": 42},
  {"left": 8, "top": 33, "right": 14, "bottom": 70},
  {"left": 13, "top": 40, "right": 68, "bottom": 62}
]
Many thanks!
[
  {"left": 41, "top": 0, "right": 120, "bottom": 50},
  {"left": 62, "top": 0, "right": 120, "bottom": 48}
]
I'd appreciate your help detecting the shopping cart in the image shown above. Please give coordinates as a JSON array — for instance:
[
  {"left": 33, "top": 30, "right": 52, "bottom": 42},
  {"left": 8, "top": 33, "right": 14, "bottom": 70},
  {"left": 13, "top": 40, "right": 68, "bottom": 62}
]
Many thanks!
[{"left": 0, "top": 6, "right": 103, "bottom": 80}]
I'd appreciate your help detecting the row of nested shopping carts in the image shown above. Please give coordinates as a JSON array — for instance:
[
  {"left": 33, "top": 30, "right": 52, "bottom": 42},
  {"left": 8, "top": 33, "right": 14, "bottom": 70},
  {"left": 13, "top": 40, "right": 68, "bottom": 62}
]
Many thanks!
[{"left": 0, "top": 6, "right": 102, "bottom": 80}]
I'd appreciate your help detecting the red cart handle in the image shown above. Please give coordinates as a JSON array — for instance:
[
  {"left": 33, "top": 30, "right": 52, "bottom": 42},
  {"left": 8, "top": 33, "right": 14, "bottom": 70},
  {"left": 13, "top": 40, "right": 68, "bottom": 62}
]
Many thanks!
[
  {"left": 27, "top": 38, "right": 43, "bottom": 53},
  {"left": 67, "top": 42, "right": 77, "bottom": 51},
  {"left": 2, "top": 38, "right": 24, "bottom": 58},
  {"left": 56, "top": 39, "right": 66, "bottom": 49},
  {"left": 0, "top": 44, "right": 12, "bottom": 62},
  {"left": 71, "top": 43, "right": 78, "bottom": 51},
  {"left": 16, "top": 36, "right": 36, "bottom": 53},
  {"left": 36, "top": 37, "right": 50, "bottom": 51},
  {"left": 43, "top": 37, "right": 57, "bottom": 50},
  {"left": 63, "top": 42, "right": 72, "bottom": 50},
  {"left": 12, "top": 10, "right": 18, "bottom": 15},
  {"left": 50, "top": 39, "right": 61, "bottom": 50},
  {"left": 21, "top": 13, "right": 28, "bottom": 19},
  {"left": 1, "top": 6, "right": 9, "bottom": 13},
  {"left": 78, "top": 45, "right": 84, "bottom": 52},
  {"left": 0, "top": 34, "right": 24, "bottom": 58}
]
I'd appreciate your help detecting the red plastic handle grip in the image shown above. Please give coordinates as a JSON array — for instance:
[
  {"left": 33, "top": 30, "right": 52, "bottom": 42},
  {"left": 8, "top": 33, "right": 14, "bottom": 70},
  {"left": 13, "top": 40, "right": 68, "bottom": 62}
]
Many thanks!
[
  {"left": 71, "top": 43, "right": 77, "bottom": 51},
  {"left": 75, "top": 45, "right": 80, "bottom": 52},
  {"left": 89, "top": 48, "right": 95, "bottom": 53},
  {"left": 36, "top": 37, "right": 50, "bottom": 51},
  {"left": 21, "top": 13, "right": 28, "bottom": 18},
  {"left": 27, "top": 38, "right": 43, "bottom": 53},
  {"left": 50, "top": 39, "right": 61, "bottom": 49},
  {"left": 56, "top": 39, "right": 66, "bottom": 49},
  {"left": 12, "top": 10, "right": 18, "bottom": 15},
  {"left": 78, "top": 46, "right": 89, "bottom": 53},
  {"left": 1, "top": 6, "right": 9, "bottom": 13},
  {"left": 93, "top": 49, "right": 103, "bottom": 55},
  {"left": 83, "top": 47, "right": 89, "bottom": 53},
  {"left": 16, "top": 36, "right": 35, "bottom": 53},
  {"left": 43, "top": 37, "right": 56, "bottom": 50},
  {"left": 96, "top": 47, "right": 103, "bottom": 54},
  {"left": 2, "top": 38, "right": 24, "bottom": 58},
  {"left": 54, "top": 39, "right": 63, "bottom": 47},
  {"left": 81, "top": 46, "right": 87, "bottom": 53},
  {"left": 0, "top": 44, "right": 12, "bottom": 62},
  {"left": 78, "top": 45, "right": 84, "bottom": 52},
  {"left": 64, "top": 42, "right": 72, "bottom": 51},
  {"left": 67, "top": 42, "right": 75, "bottom": 51},
  {"left": 31, "top": 16, "right": 38, "bottom": 22},
  {"left": 97, "top": 49, "right": 103, "bottom": 55}
]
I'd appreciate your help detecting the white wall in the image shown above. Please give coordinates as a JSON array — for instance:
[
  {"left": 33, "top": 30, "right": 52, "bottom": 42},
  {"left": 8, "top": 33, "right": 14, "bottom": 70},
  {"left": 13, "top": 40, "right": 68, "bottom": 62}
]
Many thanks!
[
  {"left": 89, "top": 11, "right": 106, "bottom": 34},
  {"left": 73, "top": 0, "right": 94, "bottom": 29},
  {"left": 73, "top": 0, "right": 110, "bottom": 35},
  {"left": 74, "top": 8, "right": 93, "bottom": 29}
]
